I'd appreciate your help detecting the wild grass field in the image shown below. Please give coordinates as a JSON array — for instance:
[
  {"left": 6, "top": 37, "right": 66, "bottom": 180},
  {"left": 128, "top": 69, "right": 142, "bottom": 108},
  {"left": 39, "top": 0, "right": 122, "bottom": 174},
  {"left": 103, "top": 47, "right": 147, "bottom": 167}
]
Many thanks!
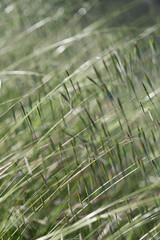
[{"left": 0, "top": 0, "right": 160, "bottom": 239}]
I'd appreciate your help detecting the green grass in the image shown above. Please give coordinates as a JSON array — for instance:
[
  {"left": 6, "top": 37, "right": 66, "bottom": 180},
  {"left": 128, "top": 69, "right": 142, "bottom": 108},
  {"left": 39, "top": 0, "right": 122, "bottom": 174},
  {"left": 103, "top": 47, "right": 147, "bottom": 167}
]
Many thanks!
[{"left": 0, "top": 0, "right": 160, "bottom": 239}]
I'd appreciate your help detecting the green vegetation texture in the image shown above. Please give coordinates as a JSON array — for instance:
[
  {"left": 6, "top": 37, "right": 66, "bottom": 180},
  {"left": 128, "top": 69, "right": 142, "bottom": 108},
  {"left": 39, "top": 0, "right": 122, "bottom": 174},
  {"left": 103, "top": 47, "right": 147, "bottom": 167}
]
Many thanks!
[{"left": 0, "top": 0, "right": 160, "bottom": 239}]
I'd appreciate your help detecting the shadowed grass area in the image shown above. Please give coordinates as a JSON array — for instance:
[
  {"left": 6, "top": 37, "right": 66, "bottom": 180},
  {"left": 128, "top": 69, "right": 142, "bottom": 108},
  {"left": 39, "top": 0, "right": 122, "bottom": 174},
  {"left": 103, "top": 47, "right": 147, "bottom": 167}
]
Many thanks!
[{"left": 0, "top": 0, "right": 160, "bottom": 239}]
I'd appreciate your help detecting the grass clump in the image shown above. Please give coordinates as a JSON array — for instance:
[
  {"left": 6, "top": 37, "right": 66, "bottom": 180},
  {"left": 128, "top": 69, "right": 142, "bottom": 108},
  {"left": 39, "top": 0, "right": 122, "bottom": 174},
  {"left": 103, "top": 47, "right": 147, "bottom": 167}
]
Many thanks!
[{"left": 0, "top": 0, "right": 160, "bottom": 239}]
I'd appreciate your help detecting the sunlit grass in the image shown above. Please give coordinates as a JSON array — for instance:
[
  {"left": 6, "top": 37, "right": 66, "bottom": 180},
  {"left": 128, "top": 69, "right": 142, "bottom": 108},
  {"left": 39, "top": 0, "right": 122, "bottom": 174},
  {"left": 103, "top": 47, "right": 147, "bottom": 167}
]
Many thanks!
[{"left": 0, "top": 0, "right": 160, "bottom": 239}]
